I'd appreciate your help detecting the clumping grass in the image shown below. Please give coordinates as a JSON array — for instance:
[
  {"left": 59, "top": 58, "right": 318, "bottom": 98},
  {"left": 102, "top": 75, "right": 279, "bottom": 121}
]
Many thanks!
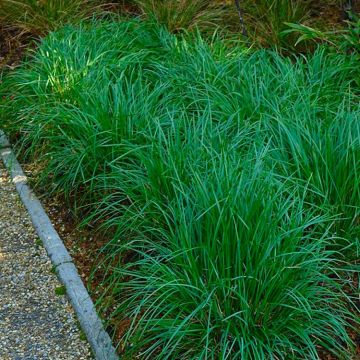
[
  {"left": 1, "top": 20, "right": 359, "bottom": 358},
  {"left": 242, "top": 0, "right": 312, "bottom": 48},
  {"left": 267, "top": 104, "right": 360, "bottom": 256},
  {"left": 133, "top": 0, "right": 229, "bottom": 33},
  {"left": 0, "top": 0, "right": 101, "bottom": 35}
]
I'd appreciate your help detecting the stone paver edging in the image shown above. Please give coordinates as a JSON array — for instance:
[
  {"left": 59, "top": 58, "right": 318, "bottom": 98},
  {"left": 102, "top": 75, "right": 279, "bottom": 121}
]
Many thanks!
[{"left": 0, "top": 131, "right": 118, "bottom": 360}]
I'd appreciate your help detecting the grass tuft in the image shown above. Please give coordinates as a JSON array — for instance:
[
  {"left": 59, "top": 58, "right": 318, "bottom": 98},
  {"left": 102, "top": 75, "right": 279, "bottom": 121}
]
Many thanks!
[{"left": 1, "top": 19, "right": 359, "bottom": 358}]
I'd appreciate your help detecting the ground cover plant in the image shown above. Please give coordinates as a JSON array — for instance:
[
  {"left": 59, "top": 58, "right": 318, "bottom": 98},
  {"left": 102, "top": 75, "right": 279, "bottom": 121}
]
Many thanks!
[
  {"left": 133, "top": 0, "right": 228, "bottom": 33},
  {"left": 1, "top": 18, "right": 359, "bottom": 360},
  {"left": 0, "top": 0, "right": 355, "bottom": 67},
  {"left": 0, "top": 0, "right": 103, "bottom": 35},
  {"left": 130, "top": 0, "right": 356, "bottom": 49},
  {"left": 241, "top": 0, "right": 312, "bottom": 48}
]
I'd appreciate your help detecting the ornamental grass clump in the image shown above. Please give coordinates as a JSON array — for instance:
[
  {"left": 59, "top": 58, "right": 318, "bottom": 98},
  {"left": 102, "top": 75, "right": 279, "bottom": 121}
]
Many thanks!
[
  {"left": 96, "top": 125, "right": 355, "bottom": 359},
  {"left": 0, "top": 0, "right": 100, "bottom": 35},
  {"left": 133, "top": 0, "right": 231, "bottom": 33},
  {"left": 243, "top": 0, "right": 311, "bottom": 48},
  {"left": 1, "top": 20, "right": 359, "bottom": 358}
]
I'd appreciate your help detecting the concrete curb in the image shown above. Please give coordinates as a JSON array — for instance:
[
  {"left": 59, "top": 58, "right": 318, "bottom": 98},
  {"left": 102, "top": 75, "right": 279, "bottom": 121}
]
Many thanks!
[{"left": 0, "top": 131, "right": 118, "bottom": 360}]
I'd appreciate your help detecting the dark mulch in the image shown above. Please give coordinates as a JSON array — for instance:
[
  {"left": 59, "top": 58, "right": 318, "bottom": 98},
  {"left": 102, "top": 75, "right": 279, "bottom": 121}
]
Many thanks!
[{"left": 0, "top": 26, "right": 34, "bottom": 70}]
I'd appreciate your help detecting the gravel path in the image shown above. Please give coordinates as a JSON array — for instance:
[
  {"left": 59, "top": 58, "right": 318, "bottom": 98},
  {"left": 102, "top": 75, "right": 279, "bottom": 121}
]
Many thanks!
[{"left": 0, "top": 162, "right": 93, "bottom": 359}]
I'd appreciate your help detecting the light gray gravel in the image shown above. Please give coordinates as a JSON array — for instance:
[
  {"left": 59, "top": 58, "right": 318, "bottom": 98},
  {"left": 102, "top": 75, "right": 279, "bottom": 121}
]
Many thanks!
[{"left": 0, "top": 162, "right": 93, "bottom": 359}]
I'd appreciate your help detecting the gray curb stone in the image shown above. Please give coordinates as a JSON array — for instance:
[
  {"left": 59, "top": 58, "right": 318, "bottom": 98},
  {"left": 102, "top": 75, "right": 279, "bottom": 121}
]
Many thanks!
[{"left": 0, "top": 131, "right": 118, "bottom": 360}]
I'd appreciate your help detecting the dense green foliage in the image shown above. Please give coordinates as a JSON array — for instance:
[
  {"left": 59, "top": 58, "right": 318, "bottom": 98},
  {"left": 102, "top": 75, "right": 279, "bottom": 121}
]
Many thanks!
[{"left": 1, "top": 20, "right": 359, "bottom": 359}]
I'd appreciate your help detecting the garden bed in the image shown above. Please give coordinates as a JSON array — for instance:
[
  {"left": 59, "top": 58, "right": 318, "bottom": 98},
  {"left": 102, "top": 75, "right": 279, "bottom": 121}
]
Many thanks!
[
  {"left": 21, "top": 161, "right": 360, "bottom": 359},
  {"left": 1, "top": 1, "right": 359, "bottom": 359}
]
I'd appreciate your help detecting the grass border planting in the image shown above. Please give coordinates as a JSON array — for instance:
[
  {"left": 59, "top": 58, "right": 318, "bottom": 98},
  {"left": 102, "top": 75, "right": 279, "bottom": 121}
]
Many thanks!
[{"left": 1, "top": 17, "right": 359, "bottom": 359}]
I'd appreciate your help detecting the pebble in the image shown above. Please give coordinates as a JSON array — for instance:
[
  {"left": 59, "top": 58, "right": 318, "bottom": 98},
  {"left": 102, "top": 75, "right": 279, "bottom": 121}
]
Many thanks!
[{"left": 0, "top": 163, "right": 93, "bottom": 359}]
